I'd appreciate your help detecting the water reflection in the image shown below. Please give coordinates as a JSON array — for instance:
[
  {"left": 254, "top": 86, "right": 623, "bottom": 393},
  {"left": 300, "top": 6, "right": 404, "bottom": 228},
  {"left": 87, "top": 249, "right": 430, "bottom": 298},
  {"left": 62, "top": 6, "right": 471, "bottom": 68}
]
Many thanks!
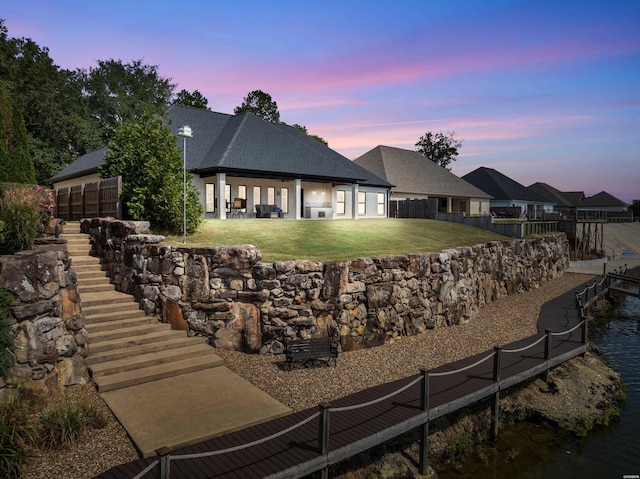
[{"left": 437, "top": 296, "right": 639, "bottom": 479}]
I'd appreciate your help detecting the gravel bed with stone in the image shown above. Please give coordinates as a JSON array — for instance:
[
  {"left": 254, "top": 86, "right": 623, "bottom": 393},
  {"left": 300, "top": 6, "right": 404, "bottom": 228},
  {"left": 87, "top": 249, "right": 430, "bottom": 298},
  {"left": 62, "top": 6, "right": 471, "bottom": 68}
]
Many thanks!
[{"left": 22, "top": 272, "right": 592, "bottom": 479}]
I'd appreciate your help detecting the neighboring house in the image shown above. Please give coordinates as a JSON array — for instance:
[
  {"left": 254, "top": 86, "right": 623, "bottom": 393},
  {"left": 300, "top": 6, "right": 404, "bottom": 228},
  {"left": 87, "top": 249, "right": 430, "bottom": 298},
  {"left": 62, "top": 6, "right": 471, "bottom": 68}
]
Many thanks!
[
  {"left": 51, "top": 105, "right": 393, "bottom": 220},
  {"left": 462, "top": 167, "right": 553, "bottom": 218},
  {"left": 578, "top": 191, "right": 628, "bottom": 212},
  {"left": 353, "top": 145, "right": 492, "bottom": 216}
]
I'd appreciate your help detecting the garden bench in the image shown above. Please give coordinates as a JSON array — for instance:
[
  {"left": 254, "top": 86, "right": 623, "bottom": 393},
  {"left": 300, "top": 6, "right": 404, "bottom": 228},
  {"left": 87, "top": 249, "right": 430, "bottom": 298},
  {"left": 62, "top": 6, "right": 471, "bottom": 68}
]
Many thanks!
[{"left": 284, "top": 336, "right": 339, "bottom": 370}]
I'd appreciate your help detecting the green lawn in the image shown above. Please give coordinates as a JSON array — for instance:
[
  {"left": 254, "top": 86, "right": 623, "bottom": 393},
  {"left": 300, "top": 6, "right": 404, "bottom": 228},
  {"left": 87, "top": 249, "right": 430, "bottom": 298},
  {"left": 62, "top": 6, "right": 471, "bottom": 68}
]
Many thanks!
[{"left": 160, "top": 219, "right": 507, "bottom": 263}]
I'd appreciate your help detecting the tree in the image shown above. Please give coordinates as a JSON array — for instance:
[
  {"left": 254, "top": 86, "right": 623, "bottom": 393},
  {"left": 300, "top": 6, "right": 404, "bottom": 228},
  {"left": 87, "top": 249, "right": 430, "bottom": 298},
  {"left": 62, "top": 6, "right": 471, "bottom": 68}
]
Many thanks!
[
  {"left": 0, "top": 87, "right": 35, "bottom": 184},
  {"left": 292, "top": 124, "right": 328, "bottom": 146},
  {"left": 630, "top": 199, "right": 640, "bottom": 219},
  {"left": 234, "top": 90, "right": 280, "bottom": 123},
  {"left": 82, "top": 59, "right": 176, "bottom": 143},
  {"left": 0, "top": 20, "right": 101, "bottom": 184},
  {"left": 415, "top": 131, "right": 463, "bottom": 171},
  {"left": 99, "top": 110, "right": 203, "bottom": 233},
  {"left": 173, "top": 89, "right": 210, "bottom": 110}
]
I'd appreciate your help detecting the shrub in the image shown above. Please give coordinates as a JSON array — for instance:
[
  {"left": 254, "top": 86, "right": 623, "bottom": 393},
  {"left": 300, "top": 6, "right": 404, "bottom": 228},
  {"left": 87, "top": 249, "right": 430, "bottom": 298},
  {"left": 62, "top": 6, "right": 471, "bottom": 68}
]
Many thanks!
[
  {"left": 0, "top": 184, "right": 54, "bottom": 254},
  {"left": 0, "top": 391, "right": 40, "bottom": 478},
  {"left": 39, "top": 398, "right": 103, "bottom": 449}
]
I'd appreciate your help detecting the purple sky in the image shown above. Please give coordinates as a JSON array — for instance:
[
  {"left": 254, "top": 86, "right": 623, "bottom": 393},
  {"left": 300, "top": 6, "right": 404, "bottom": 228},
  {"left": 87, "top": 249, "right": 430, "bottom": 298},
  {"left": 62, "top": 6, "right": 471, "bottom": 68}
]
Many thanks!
[{"left": 5, "top": 0, "right": 639, "bottom": 203}]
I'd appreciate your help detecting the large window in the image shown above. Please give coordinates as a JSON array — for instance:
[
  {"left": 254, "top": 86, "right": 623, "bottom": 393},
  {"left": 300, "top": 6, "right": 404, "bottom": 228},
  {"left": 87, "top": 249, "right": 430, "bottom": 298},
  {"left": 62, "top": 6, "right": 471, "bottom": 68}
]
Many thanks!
[
  {"left": 253, "top": 186, "right": 261, "bottom": 206},
  {"left": 225, "top": 184, "right": 231, "bottom": 212},
  {"left": 205, "top": 183, "right": 215, "bottom": 213},
  {"left": 267, "top": 187, "right": 275, "bottom": 205},
  {"left": 358, "top": 192, "right": 366, "bottom": 215},
  {"left": 377, "top": 193, "right": 385, "bottom": 215},
  {"left": 336, "top": 190, "right": 346, "bottom": 215},
  {"left": 281, "top": 188, "right": 288, "bottom": 213}
]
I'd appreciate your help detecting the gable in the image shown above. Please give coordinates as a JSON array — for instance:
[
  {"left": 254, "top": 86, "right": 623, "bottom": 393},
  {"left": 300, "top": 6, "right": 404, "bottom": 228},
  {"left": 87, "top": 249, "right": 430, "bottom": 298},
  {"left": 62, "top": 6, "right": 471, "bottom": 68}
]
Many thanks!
[
  {"left": 463, "top": 167, "right": 548, "bottom": 203},
  {"left": 355, "top": 146, "right": 491, "bottom": 198}
]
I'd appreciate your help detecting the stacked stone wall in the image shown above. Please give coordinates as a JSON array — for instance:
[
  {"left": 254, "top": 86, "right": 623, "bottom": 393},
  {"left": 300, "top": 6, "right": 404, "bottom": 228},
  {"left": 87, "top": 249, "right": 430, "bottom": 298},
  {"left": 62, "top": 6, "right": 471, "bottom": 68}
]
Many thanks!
[
  {"left": 82, "top": 218, "right": 569, "bottom": 354},
  {"left": 0, "top": 245, "right": 89, "bottom": 392}
]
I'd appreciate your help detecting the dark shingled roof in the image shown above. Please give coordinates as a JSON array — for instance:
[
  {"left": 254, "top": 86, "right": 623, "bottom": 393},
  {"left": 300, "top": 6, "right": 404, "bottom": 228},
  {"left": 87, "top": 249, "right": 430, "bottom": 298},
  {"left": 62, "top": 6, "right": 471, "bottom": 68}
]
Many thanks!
[
  {"left": 51, "top": 105, "right": 392, "bottom": 187},
  {"left": 353, "top": 145, "right": 491, "bottom": 198},
  {"left": 580, "top": 191, "right": 628, "bottom": 208},
  {"left": 462, "top": 167, "right": 549, "bottom": 203},
  {"left": 528, "top": 182, "right": 588, "bottom": 208}
]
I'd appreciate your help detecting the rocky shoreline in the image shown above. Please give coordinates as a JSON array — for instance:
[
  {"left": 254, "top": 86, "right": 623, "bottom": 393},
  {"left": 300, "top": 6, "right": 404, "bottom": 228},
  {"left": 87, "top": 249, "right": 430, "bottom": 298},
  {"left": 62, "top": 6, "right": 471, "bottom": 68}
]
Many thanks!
[{"left": 21, "top": 272, "right": 626, "bottom": 479}]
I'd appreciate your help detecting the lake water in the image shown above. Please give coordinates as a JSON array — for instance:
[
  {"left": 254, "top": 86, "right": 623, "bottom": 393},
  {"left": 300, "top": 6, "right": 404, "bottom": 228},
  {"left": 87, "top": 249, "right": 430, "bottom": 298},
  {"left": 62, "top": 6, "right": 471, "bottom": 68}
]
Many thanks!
[{"left": 437, "top": 295, "right": 640, "bottom": 479}]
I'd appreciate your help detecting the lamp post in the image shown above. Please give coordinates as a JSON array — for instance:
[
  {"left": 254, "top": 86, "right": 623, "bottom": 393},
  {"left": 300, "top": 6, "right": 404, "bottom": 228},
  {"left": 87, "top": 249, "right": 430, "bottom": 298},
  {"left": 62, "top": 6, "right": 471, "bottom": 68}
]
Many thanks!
[{"left": 177, "top": 125, "right": 193, "bottom": 244}]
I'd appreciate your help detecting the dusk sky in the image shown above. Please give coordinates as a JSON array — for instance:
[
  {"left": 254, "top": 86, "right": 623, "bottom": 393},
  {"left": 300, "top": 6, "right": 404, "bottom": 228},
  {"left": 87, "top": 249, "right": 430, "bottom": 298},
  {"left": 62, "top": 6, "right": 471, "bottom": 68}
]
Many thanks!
[{"left": 4, "top": 0, "right": 639, "bottom": 203}]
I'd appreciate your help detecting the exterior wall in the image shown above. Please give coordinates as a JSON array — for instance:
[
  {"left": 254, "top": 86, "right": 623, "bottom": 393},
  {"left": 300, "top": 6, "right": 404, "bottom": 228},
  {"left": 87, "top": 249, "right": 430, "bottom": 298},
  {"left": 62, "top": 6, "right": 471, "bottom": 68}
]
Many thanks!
[{"left": 83, "top": 218, "right": 569, "bottom": 355}]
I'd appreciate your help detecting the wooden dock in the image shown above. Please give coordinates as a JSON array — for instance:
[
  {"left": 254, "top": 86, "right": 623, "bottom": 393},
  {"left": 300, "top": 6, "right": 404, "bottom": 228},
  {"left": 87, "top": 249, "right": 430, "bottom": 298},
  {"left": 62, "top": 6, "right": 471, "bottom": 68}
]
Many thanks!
[{"left": 97, "top": 279, "right": 593, "bottom": 479}]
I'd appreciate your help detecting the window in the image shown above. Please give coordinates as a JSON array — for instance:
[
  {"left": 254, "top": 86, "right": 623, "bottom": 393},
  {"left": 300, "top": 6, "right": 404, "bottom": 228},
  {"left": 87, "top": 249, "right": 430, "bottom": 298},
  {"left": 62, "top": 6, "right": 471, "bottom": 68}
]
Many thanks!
[
  {"left": 281, "top": 188, "right": 288, "bottom": 213},
  {"left": 337, "top": 191, "right": 345, "bottom": 215},
  {"left": 238, "top": 185, "right": 247, "bottom": 212},
  {"left": 358, "top": 192, "right": 366, "bottom": 215},
  {"left": 253, "top": 186, "right": 261, "bottom": 206},
  {"left": 377, "top": 193, "right": 385, "bottom": 215},
  {"left": 205, "top": 183, "right": 215, "bottom": 213},
  {"left": 267, "top": 187, "right": 275, "bottom": 205},
  {"left": 225, "top": 184, "right": 231, "bottom": 212}
]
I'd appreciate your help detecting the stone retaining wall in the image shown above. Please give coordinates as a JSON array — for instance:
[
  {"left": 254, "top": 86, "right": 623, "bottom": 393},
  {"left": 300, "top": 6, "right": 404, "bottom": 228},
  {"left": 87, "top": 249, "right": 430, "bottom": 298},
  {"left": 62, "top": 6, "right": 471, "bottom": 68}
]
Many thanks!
[
  {"left": 82, "top": 218, "right": 569, "bottom": 354},
  {"left": 0, "top": 245, "right": 89, "bottom": 392}
]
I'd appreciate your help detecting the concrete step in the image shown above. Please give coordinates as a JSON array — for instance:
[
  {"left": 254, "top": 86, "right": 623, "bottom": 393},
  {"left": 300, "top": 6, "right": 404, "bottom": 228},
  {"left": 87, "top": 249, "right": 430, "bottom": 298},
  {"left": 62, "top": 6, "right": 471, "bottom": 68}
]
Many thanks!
[
  {"left": 62, "top": 223, "right": 81, "bottom": 234},
  {"left": 85, "top": 315, "right": 158, "bottom": 334},
  {"left": 81, "top": 291, "right": 135, "bottom": 308},
  {"left": 89, "top": 343, "right": 220, "bottom": 377},
  {"left": 93, "top": 355, "right": 221, "bottom": 392},
  {"left": 87, "top": 329, "right": 188, "bottom": 354},
  {"left": 87, "top": 336, "right": 205, "bottom": 365},
  {"left": 71, "top": 256, "right": 102, "bottom": 267},
  {"left": 77, "top": 276, "right": 112, "bottom": 287},
  {"left": 88, "top": 322, "right": 171, "bottom": 344},
  {"left": 78, "top": 283, "right": 115, "bottom": 294},
  {"left": 85, "top": 308, "right": 148, "bottom": 324},
  {"left": 75, "top": 270, "right": 108, "bottom": 281},
  {"left": 83, "top": 301, "right": 139, "bottom": 317}
]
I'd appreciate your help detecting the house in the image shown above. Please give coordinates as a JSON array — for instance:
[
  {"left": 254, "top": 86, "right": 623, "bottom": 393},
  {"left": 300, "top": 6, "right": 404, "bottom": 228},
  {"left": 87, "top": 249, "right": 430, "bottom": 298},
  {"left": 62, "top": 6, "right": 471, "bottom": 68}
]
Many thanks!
[
  {"left": 462, "top": 167, "right": 553, "bottom": 219},
  {"left": 50, "top": 105, "right": 393, "bottom": 220},
  {"left": 578, "top": 191, "right": 628, "bottom": 212},
  {"left": 353, "top": 145, "right": 492, "bottom": 216}
]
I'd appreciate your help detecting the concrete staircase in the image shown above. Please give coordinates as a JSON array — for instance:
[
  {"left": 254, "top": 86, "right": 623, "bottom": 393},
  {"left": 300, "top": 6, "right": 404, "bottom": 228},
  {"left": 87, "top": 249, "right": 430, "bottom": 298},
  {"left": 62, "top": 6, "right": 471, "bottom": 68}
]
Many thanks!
[{"left": 64, "top": 222, "right": 224, "bottom": 392}]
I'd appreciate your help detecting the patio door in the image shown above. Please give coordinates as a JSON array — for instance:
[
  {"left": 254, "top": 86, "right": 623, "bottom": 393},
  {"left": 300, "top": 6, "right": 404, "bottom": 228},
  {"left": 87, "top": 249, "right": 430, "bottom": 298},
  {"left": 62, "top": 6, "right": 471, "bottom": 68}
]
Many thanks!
[{"left": 300, "top": 189, "right": 305, "bottom": 218}]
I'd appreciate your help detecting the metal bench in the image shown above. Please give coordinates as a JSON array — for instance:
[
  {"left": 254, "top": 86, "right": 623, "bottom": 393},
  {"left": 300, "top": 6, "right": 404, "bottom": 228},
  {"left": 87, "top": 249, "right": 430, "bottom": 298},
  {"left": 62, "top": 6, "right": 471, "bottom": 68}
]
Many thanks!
[{"left": 284, "top": 336, "right": 338, "bottom": 370}]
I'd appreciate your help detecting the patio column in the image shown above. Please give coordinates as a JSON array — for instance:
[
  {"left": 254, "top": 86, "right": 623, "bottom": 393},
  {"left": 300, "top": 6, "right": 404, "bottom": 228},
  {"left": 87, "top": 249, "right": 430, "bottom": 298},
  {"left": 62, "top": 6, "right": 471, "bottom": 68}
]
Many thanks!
[
  {"left": 294, "top": 179, "right": 302, "bottom": 220},
  {"left": 217, "top": 173, "right": 226, "bottom": 219},
  {"left": 447, "top": 197, "right": 452, "bottom": 213},
  {"left": 352, "top": 183, "right": 359, "bottom": 220}
]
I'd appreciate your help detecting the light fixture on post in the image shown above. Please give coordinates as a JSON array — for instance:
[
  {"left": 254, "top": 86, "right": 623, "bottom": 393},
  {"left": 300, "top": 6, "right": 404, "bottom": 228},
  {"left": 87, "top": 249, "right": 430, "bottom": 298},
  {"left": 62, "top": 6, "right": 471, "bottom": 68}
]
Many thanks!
[{"left": 177, "top": 125, "right": 193, "bottom": 244}]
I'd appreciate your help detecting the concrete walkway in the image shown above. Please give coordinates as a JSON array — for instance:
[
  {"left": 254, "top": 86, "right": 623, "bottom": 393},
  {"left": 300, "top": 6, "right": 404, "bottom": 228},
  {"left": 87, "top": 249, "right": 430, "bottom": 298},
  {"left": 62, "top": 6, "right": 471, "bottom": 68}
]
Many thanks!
[{"left": 101, "top": 368, "right": 292, "bottom": 458}]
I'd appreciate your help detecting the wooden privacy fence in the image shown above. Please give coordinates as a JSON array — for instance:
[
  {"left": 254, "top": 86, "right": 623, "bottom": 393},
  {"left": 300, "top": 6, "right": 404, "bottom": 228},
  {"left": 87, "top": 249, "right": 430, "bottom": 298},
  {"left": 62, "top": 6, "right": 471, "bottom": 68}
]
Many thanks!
[{"left": 55, "top": 176, "right": 122, "bottom": 221}]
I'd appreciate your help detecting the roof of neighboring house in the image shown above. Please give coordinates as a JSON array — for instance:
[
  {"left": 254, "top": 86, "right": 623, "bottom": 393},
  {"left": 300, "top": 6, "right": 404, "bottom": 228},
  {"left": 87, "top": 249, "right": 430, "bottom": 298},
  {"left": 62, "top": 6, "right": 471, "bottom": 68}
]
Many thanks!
[
  {"left": 50, "top": 147, "right": 108, "bottom": 181},
  {"left": 462, "top": 167, "right": 550, "bottom": 204},
  {"left": 528, "top": 182, "right": 587, "bottom": 207},
  {"left": 579, "top": 191, "right": 628, "bottom": 208},
  {"left": 562, "top": 191, "right": 586, "bottom": 205},
  {"left": 353, "top": 145, "right": 492, "bottom": 198},
  {"left": 51, "top": 105, "right": 392, "bottom": 188}
]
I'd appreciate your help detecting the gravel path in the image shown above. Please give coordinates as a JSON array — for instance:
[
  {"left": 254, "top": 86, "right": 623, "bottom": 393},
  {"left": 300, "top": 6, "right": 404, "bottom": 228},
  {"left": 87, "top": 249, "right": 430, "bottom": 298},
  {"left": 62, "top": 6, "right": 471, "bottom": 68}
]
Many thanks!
[{"left": 22, "top": 272, "right": 593, "bottom": 478}]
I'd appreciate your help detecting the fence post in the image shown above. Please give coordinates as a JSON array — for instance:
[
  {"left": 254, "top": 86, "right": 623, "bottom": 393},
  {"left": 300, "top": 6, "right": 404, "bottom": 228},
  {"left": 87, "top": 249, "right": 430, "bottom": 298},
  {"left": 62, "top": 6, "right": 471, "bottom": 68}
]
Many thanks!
[
  {"left": 544, "top": 330, "right": 552, "bottom": 382},
  {"left": 419, "top": 370, "right": 430, "bottom": 475},
  {"left": 319, "top": 402, "right": 331, "bottom": 479},
  {"left": 491, "top": 347, "right": 501, "bottom": 441},
  {"left": 156, "top": 447, "right": 172, "bottom": 479},
  {"left": 582, "top": 318, "right": 588, "bottom": 357}
]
